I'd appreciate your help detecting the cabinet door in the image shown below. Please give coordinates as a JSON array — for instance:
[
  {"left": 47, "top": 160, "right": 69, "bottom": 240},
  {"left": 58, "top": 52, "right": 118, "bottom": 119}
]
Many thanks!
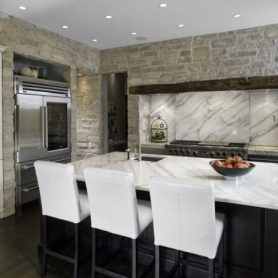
[
  {"left": 216, "top": 203, "right": 264, "bottom": 272},
  {"left": 15, "top": 94, "right": 45, "bottom": 162}
]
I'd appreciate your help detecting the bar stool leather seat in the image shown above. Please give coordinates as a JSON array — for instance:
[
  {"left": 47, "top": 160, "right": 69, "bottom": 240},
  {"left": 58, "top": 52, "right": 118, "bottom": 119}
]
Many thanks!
[
  {"left": 84, "top": 167, "right": 153, "bottom": 278},
  {"left": 150, "top": 176, "right": 225, "bottom": 278},
  {"left": 35, "top": 161, "right": 90, "bottom": 278}
]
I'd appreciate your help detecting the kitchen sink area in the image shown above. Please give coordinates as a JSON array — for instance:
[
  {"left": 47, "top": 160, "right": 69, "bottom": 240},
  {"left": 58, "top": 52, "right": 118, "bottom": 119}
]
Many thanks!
[{"left": 135, "top": 156, "right": 165, "bottom": 162}]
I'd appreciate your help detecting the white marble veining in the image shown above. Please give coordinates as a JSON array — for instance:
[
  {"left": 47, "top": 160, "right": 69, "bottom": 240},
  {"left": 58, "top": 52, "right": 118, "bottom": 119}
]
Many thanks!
[
  {"left": 139, "top": 90, "right": 278, "bottom": 148},
  {"left": 176, "top": 91, "right": 249, "bottom": 143},
  {"left": 250, "top": 90, "right": 278, "bottom": 146},
  {"left": 71, "top": 152, "right": 278, "bottom": 210}
]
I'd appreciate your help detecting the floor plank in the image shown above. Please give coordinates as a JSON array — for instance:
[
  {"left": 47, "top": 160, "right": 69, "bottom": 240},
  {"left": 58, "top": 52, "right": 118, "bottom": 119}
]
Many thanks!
[{"left": 0, "top": 202, "right": 155, "bottom": 278}]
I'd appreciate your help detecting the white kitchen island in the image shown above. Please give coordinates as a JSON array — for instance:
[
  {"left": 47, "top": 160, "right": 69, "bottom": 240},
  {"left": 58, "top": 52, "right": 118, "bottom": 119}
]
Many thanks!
[
  {"left": 69, "top": 152, "right": 278, "bottom": 277},
  {"left": 71, "top": 151, "right": 278, "bottom": 210}
]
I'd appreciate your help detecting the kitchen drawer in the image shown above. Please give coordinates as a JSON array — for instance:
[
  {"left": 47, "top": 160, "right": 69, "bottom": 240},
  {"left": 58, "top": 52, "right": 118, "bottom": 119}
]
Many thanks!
[
  {"left": 19, "top": 182, "right": 40, "bottom": 205},
  {"left": 17, "top": 161, "right": 37, "bottom": 186}
]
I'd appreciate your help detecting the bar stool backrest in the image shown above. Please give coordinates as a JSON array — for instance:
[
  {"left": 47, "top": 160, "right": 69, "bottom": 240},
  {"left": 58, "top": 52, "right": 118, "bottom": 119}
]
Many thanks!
[
  {"left": 34, "top": 161, "right": 82, "bottom": 223},
  {"left": 84, "top": 167, "right": 140, "bottom": 239},
  {"left": 150, "top": 176, "right": 217, "bottom": 258}
]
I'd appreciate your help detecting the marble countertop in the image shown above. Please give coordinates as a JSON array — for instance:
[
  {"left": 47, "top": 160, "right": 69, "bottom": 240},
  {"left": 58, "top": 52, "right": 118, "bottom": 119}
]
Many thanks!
[{"left": 71, "top": 152, "right": 278, "bottom": 210}]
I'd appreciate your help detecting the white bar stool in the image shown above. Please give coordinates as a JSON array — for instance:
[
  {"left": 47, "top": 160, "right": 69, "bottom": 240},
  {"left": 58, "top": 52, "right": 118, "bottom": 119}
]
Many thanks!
[
  {"left": 34, "top": 161, "right": 90, "bottom": 278},
  {"left": 83, "top": 167, "right": 153, "bottom": 278},
  {"left": 150, "top": 176, "right": 225, "bottom": 278}
]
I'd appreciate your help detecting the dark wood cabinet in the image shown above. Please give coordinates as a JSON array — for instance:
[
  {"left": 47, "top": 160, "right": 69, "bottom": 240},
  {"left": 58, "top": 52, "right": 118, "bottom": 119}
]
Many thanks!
[{"left": 216, "top": 203, "right": 265, "bottom": 277}]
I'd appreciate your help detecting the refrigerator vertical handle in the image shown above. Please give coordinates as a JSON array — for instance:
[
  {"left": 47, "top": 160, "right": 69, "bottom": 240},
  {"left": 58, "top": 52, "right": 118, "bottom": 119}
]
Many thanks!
[
  {"left": 41, "top": 107, "right": 45, "bottom": 148},
  {"left": 44, "top": 106, "right": 49, "bottom": 149},
  {"left": 15, "top": 104, "right": 20, "bottom": 162}
]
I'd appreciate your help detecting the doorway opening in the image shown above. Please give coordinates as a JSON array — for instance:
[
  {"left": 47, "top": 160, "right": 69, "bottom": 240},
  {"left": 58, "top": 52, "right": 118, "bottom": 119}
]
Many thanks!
[{"left": 103, "top": 73, "right": 128, "bottom": 153}]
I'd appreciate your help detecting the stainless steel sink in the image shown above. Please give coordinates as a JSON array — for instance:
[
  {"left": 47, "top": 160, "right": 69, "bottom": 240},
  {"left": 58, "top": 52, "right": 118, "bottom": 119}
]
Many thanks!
[{"left": 135, "top": 156, "right": 165, "bottom": 162}]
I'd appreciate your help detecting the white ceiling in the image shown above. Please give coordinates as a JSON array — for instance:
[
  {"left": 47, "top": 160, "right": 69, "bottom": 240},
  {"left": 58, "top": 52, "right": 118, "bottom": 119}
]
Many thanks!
[{"left": 1, "top": 0, "right": 278, "bottom": 50}]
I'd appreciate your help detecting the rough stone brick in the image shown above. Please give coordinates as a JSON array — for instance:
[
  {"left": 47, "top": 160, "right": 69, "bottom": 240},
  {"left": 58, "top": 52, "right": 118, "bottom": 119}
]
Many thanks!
[
  {"left": 178, "top": 50, "right": 191, "bottom": 63},
  {"left": 264, "top": 26, "right": 278, "bottom": 38},
  {"left": 230, "top": 50, "right": 257, "bottom": 58},
  {"left": 193, "top": 47, "right": 209, "bottom": 62},
  {"left": 212, "top": 38, "right": 235, "bottom": 48},
  {"left": 0, "top": 14, "right": 100, "bottom": 218}
]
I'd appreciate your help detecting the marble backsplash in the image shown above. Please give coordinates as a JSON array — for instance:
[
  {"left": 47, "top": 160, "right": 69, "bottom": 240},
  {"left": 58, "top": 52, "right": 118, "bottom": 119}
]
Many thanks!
[
  {"left": 176, "top": 91, "right": 249, "bottom": 143},
  {"left": 250, "top": 90, "right": 278, "bottom": 146},
  {"left": 139, "top": 89, "right": 278, "bottom": 146},
  {"left": 139, "top": 95, "right": 151, "bottom": 143}
]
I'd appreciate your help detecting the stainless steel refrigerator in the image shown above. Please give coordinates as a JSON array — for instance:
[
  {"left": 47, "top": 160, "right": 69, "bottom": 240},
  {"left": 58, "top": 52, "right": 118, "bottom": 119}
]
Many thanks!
[{"left": 14, "top": 76, "right": 71, "bottom": 206}]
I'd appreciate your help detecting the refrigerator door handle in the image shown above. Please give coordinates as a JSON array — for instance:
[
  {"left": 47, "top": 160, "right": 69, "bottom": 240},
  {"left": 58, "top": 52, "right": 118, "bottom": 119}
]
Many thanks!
[
  {"left": 22, "top": 185, "right": 39, "bottom": 192},
  {"left": 22, "top": 165, "right": 35, "bottom": 170},
  {"left": 41, "top": 106, "right": 45, "bottom": 149},
  {"left": 44, "top": 106, "right": 49, "bottom": 149},
  {"left": 15, "top": 104, "right": 20, "bottom": 161}
]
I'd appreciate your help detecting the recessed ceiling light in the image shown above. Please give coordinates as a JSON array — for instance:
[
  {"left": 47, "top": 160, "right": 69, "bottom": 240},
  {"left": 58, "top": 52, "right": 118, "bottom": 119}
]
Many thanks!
[
  {"left": 177, "top": 24, "right": 184, "bottom": 28},
  {"left": 233, "top": 14, "right": 241, "bottom": 18},
  {"left": 130, "top": 32, "right": 137, "bottom": 36},
  {"left": 159, "top": 3, "right": 167, "bottom": 8},
  {"left": 18, "top": 6, "right": 27, "bottom": 10},
  {"left": 92, "top": 39, "right": 98, "bottom": 42},
  {"left": 105, "top": 15, "right": 112, "bottom": 19},
  {"left": 62, "top": 25, "right": 69, "bottom": 29}
]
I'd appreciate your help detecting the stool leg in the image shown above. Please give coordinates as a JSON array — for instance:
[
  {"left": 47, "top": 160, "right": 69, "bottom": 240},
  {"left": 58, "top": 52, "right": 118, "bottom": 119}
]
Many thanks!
[
  {"left": 155, "top": 245, "right": 160, "bottom": 278},
  {"left": 208, "top": 259, "right": 214, "bottom": 278},
  {"left": 91, "top": 228, "right": 96, "bottom": 278},
  {"left": 121, "top": 237, "right": 125, "bottom": 272},
  {"left": 218, "top": 235, "right": 224, "bottom": 278},
  {"left": 73, "top": 223, "right": 79, "bottom": 278},
  {"left": 132, "top": 238, "right": 138, "bottom": 278},
  {"left": 41, "top": 252, "right": 48, "bottom": 278},
  {"left": 104, "top": 231, "right": 109, "bottom": 257},
  {"left": 175, "top": 251, "right": 181, "bottom": 278},
  {"left": 41, "top": 216, "right": 48, "bottom": 277}
]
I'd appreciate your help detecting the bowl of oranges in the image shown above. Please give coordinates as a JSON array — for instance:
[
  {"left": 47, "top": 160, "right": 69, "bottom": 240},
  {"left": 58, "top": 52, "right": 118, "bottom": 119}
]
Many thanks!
[{"left": 210, "top": 156, "right": 255, "bottom": 177}]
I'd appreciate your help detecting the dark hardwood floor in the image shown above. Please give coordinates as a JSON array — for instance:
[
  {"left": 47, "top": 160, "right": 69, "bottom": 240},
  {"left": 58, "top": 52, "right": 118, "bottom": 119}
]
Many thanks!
[
  {"left": 0, "top": 202, "right": 42, "bottom": 277},
  {"left": 0, "top": 202, "right": 93, "bottom": 277},
  {"left": 0, "top": 202, "right": 155, "bottom": 278}
]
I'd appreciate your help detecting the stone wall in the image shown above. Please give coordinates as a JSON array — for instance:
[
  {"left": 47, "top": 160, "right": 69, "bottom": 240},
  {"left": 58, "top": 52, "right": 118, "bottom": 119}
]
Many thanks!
[
  {"left": 76, "top": 75, "right": 105, "bottom": 159},
  {"left": 100, "top": 24, "right": 278, "bottom": 148},
  {"left": 2, "top": 11, "right": 278, "bottom": 217},
  {"left": 0, "top": 13, "right": 100, "bottom": 218}
]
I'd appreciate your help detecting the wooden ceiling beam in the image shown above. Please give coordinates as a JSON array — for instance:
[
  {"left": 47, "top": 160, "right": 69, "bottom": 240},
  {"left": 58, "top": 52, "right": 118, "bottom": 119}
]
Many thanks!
[{"left": 129, "top": 75, "right": 278, "bottom": 95}]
